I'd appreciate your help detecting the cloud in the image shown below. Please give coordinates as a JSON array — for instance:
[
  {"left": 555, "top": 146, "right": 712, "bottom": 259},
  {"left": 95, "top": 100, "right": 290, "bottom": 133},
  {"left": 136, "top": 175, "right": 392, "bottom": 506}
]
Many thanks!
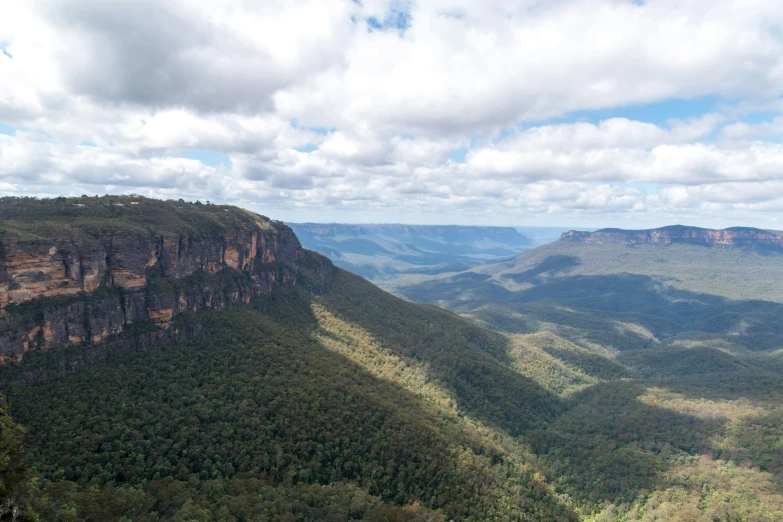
[
  {"left": 276, "top": 1, "right": 783, "bottom": 134},
  {"left": 40, "top": 0, "right": 356, "bottom": 113},
  {"left": 721, "top": 117, "right": 783, "bottom": 141},
  {"left": 1, "top": 1, "right": 783, "bottom": 226}
]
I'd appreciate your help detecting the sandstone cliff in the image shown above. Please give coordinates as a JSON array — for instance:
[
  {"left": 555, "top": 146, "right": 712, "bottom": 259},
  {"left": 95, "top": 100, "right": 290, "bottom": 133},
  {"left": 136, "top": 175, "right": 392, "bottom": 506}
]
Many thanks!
[
  {"left": 561, "top": 225, "right": 783, "bottom": 248},
  {"left": 0, "top": 196, "right": 334, "bottom": 360}
]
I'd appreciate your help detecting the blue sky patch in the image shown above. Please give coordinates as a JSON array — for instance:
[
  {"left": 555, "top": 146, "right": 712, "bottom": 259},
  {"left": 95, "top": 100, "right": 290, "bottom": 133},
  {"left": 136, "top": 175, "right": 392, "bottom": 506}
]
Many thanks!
[
  {"left": 295, "top": 144, "right": 318, "bottom": 153},
  {"left": 449, "top": 148, "right": 468, "bottom": 163},
  {"left": 290, "top": 119, "right": 334, "bottom": 135},
  {"left": 736, "top": 109, "right": 781, "bottom": 125},
  {"left": 0, "top": 122, "right": 17, "bottom": 136},
  {"left": 549, "top": 95, "right": 729, "bottom": 127},
  {"left": 624, "top": 182, "right": 661, "bottom": 194},
  {"left": 366, "top": 1, "right": 412, "bottom": 33},
  {"left": 0, "top": 42, "right": 12, "bottom": 59},
  {"left": 178, "top": 149, "right": 231, "bottom": 167},
  {"left": 0, "top": 124, "right": 54, "bottom": 141}
]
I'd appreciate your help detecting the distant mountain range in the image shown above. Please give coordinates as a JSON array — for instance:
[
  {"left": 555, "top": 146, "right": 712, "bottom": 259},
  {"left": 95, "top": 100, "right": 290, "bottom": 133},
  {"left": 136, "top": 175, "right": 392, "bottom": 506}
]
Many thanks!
[
  {"left": 287, "top": 223, "right": 536, "bottom": 285},
  {"left": 563, "top": 225, "right": 783, "bottom": 247}
]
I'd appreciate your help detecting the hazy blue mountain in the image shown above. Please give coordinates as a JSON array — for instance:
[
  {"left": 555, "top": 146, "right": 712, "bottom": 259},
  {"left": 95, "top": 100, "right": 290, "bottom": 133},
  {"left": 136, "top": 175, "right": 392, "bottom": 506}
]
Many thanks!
[{"left": 287, "top": 223, "right": 534, "bottom": 284}]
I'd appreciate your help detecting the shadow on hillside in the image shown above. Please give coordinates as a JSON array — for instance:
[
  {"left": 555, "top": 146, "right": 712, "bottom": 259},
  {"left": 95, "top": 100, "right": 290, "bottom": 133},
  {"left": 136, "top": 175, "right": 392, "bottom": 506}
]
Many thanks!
[
  {"left": 528, "top": 380, "right": 723, "bottom": 508},
  {"left": 403, "top": 269, "right": 783, "bottom": 349},
  {"left": 659, "top": 370, "right": 783, "bottom": 403},
  {"left": 308, "top": 271, "right": 783, "bottom": 509},
  {"left": 513, "top": 274, "right": 783, "bottom": 342},
  {"left": 638, "top": 371, "right": 783, "bottom": 486},
  {"left": 538, "top": 342, "right": 632, "bottom": 381},
  {"left": 472, "top": 301, "right": 670, "bottom": 352},
  {"left": 400, "top": 272, "right": 514, "bottom": 305},
  {"left": 617, "top": 345, "right": 750, "bottom": 378},
  {"left": 712, "top": 409, "right": 783, "bottom": 477},
  {"left": 502, "top": 255, "right": 581, "bottom": 284},
  {"left": 397, "top": 255, "right": 583, "bottom": 304},
  {"left": 317, "top": 270, "right": 563, "bottom": 436}
]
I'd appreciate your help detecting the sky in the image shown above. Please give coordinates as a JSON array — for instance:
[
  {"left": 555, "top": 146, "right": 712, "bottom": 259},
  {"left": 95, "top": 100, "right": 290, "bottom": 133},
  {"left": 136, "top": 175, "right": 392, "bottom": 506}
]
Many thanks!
[{"left": 1, "top": 1, "right": 783, "bottom": 228}]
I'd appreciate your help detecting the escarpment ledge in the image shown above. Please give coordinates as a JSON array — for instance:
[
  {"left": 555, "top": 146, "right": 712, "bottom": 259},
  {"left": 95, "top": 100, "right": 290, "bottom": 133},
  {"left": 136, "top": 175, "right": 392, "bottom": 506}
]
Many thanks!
[
  {"left": 0, "top": 196, "right": 334, "bottom": 360},
  {"left": 0, "top": 229, "right": 303, "bottom": 307},
  {"left": 561, "top": 225, "right": 783, "bottom": 248}
]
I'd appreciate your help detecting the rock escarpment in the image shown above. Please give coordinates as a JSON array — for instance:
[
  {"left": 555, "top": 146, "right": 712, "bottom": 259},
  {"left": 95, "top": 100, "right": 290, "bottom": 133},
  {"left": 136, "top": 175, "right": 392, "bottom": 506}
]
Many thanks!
[
  {"left": 0, "top": 229, "right": 302, "bottom": 307},
  {"left": 0, "top": 196, "right": 334, "bottom": 360},
  {"left": 561, "top": 225, "right": 783, "bottom": 248}
]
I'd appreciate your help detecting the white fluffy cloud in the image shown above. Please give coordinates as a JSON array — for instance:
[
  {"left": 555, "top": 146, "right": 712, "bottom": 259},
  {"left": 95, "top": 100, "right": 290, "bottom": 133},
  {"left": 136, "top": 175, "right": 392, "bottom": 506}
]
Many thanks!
[{"left": 1, "top": 0, "right": 783, "bottom": 226}]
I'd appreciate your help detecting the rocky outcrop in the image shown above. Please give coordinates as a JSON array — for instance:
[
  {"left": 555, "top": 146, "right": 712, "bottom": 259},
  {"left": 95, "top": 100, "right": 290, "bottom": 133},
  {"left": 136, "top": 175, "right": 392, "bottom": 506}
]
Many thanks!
[
  {"left": 561, "top": 225, "right": 783, "bottom": 248},
  {"left": 0, "top": 228, "right": 303, "bottom": 308},
  {"left": 0, "top": 218, "right": 332, "bottom": 360}
]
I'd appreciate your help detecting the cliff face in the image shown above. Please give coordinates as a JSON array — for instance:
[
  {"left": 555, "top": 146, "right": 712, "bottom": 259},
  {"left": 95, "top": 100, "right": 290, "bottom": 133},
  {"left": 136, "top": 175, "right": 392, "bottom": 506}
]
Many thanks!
[
  {"left": 0, "top": 198, "right": 334, "bottom": 360},
  {"left": 561, "top": 225, "right": 783, "bottom": 248},
  {"left": 0, "top": 228, "right": 302, "bottom": 307}
]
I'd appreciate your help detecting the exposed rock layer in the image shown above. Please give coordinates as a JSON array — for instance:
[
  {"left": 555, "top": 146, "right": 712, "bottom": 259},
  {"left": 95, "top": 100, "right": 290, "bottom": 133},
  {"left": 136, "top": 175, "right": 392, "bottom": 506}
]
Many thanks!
[
  {"left": 0, "top": 219, "right": 332, "bottom": 359},
  {"left": 0, "top": 228, "right": 302, "bottom": 307},
  {"left": 562, "top": 225, "right": 783, "bottom": 248}
]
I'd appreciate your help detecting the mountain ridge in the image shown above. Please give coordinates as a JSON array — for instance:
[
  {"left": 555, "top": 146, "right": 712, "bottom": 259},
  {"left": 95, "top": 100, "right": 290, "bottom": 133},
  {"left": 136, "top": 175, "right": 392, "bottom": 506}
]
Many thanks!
[{"left": 561, "top": 224, "right": 783, "bottom": 248}]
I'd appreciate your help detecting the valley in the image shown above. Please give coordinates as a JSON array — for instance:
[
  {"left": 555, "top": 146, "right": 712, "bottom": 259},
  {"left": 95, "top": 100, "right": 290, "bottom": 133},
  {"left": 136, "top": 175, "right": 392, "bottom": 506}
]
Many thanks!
[
  {"left": 1, "top": 202, "right": 783, "bottom": 521},
  {"left": 287, "top": 223, "right": 538, "bottom": 291}
]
